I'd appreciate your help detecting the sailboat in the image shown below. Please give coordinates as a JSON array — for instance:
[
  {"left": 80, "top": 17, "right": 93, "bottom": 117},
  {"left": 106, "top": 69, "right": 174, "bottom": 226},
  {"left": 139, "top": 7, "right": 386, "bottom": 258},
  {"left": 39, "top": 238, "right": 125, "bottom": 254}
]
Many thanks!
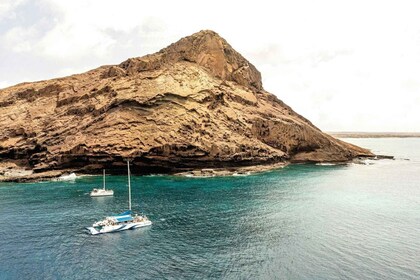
[
  {"left": 90, "top": 169, "right": 114, "bottom": 197},
  {"left": 86, "top": 161, "right": 152, "bottom": 235}
]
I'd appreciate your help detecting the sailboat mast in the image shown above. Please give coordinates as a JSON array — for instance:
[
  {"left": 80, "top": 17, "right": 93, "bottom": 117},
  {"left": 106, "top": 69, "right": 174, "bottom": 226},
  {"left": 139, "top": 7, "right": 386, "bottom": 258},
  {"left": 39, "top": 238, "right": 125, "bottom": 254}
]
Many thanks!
[
  {"left": 127, "top": 160, "right": 131, "bottom": 211},
  {"left": 103, "top": 169, "right": 105, "bottom": 190}
]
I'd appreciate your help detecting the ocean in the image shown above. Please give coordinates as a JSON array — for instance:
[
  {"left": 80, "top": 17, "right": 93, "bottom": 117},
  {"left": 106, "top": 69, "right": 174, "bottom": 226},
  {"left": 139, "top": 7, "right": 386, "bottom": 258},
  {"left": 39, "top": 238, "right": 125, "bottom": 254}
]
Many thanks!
[{"left": 0, "top": 138, "right": 419, "bottom": 279}]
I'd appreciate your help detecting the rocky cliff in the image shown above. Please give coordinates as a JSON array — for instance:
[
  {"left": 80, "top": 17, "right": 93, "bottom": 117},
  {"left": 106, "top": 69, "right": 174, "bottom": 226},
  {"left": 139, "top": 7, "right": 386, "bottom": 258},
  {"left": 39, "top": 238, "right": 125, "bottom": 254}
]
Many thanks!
[{"left": 0, "top": 30, "right": 373, "bottom": 179}]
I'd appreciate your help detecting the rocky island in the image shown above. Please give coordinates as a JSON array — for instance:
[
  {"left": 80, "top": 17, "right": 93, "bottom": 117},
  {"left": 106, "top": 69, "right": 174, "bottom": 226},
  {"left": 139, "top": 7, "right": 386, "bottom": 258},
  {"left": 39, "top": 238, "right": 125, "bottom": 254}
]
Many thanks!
[{"left": 0, "top": 30, "right": 374, "bottom": 182}]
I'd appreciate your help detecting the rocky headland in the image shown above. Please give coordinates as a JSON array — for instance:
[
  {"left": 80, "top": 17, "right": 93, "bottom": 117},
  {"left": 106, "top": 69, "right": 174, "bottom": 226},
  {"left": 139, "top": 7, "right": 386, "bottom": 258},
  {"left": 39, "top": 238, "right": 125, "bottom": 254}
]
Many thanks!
[{"left": 0, "top": 30, "right": 374, "bottom": 182}]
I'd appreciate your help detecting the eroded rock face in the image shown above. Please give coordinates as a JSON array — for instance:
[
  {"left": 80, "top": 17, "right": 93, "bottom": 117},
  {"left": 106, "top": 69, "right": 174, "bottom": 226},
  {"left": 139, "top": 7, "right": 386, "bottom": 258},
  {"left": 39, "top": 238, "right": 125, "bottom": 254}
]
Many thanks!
[
  {"left": 0, "top": 30, "right": 373, "bottom": 175},
  {"left": 118, "top": 30, "right": 262, "bottom": 91}
]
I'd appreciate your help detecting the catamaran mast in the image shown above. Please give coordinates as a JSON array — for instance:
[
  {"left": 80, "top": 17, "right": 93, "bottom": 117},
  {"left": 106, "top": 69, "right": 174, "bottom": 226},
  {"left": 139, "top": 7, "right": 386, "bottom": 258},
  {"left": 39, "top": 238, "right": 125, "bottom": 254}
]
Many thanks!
[
  {"left": 103, "top": 169, "right": 105, "bottom": 190},
  {"left": 127, "top": 160, "right": 131, "bottom": 211}
]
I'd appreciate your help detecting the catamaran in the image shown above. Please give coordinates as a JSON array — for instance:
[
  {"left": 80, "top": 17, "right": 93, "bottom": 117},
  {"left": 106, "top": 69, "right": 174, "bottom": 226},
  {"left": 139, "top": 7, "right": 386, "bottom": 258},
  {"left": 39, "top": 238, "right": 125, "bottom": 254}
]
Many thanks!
[
  {"left": 90, "top": 169, "right": 114, "bottom": 197},
  {"left": 86, "top": 161, "right": 152, "bottom": 235}
]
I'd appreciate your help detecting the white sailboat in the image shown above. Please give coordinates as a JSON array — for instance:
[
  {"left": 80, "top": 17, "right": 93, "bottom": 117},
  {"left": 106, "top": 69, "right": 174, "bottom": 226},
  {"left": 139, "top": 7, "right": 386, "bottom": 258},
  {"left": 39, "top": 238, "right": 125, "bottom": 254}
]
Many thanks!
[
  {"left": 86, "top": 161, "right": 152, "bottom": 235},
  {"left": 90, "top": 169, "right": 114, "bottom": 197}
]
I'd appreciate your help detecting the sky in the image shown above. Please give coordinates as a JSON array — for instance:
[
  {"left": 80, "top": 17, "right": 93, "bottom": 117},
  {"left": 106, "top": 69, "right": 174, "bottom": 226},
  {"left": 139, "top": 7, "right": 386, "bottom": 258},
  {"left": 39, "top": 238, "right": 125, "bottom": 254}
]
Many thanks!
[{"left": 1, "top": 0, "right": 419, "bottom": 132}]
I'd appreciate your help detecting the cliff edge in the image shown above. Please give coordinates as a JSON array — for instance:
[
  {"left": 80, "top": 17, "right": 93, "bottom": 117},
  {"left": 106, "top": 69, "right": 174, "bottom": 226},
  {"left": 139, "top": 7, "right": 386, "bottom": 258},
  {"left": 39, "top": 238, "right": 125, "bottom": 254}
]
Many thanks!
[{"left": 0, "top": 30, "right": 373, "bottom": 180}]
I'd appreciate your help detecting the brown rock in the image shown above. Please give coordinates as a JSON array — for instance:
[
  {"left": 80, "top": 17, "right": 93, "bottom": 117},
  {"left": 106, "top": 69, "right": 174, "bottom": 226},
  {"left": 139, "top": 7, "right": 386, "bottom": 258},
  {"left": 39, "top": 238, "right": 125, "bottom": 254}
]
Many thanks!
[{"left": 0, "top": 30, "right": 373, "bottom": 178}]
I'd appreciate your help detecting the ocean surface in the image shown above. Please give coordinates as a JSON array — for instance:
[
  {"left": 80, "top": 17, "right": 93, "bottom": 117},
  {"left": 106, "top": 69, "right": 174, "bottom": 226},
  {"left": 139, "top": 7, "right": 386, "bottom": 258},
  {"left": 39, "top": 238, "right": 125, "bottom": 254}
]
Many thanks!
[{"left": 0, "top": 138, "right": 419, "bottom": 279}]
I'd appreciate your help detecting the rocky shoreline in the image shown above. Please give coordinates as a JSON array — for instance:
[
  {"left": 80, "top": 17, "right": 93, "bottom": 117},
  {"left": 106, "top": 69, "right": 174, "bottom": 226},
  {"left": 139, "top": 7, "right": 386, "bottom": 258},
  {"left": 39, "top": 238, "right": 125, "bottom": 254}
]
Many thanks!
[
  {"left": 0, "top": 161, "right": 288, "bottom": 182},
  {"left": 0, "top": 155, "right": 395, "bottom": 183},
  {"left": 174, "top": 162, "right": 288, "bottom": 177}
]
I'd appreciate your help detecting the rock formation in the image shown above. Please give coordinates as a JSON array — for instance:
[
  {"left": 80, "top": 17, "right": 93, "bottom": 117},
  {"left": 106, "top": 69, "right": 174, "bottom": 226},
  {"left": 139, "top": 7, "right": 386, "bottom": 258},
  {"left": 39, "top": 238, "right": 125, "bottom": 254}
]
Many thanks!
[{"left": 0, "top": 30, "right": 373, "bottom": 180}]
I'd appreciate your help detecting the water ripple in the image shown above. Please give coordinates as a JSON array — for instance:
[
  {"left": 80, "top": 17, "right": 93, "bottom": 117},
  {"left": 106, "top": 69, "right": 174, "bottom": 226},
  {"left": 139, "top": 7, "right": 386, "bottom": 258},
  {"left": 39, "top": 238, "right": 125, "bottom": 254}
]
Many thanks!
[{"left": 0, "top": 138, "right": 419, "bottom": 279}]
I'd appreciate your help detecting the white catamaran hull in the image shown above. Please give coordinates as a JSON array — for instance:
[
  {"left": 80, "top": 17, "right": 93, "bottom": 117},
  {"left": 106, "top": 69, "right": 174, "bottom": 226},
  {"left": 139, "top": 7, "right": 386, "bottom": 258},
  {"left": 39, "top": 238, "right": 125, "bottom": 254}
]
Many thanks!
[
  {"left": 86, "top": 220, "right": 152, "bottom": 235},
  {"left": 90, "top": 189, "right": 114, "bottom": 197}
]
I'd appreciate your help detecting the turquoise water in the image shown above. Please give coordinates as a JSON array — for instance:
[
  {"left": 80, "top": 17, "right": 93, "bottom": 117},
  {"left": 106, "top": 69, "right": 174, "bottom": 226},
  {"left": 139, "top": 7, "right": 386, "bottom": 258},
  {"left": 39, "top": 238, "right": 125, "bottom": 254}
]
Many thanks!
[{"left": 0, "top": 138, "right": 419, "bottom": 279}]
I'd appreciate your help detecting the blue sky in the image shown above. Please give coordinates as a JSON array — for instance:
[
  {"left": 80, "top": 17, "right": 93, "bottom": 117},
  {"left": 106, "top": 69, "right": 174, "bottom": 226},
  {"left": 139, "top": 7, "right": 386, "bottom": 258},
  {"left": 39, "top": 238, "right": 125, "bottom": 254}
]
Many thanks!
[{"left": 1, "top": 0, "right": 420, "bottom": 132}]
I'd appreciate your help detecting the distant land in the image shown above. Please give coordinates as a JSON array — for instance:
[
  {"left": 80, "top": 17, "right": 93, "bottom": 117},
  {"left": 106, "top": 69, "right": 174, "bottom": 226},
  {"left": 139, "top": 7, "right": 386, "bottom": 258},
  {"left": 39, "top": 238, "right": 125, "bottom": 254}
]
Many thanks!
[{"left": 330, "top": 132, "right": 420, "bottom": 138}]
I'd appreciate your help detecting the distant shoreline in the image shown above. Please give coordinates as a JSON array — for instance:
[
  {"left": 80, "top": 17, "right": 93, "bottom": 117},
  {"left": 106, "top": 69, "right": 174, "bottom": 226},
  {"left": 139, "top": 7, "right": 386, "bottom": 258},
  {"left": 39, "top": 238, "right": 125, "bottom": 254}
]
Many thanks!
[
  {"left": 329, "top": 132, "right": 420, "bottom": 138},
  {"left": 1, "top": 155, "right": 395, "bottom": 183}
]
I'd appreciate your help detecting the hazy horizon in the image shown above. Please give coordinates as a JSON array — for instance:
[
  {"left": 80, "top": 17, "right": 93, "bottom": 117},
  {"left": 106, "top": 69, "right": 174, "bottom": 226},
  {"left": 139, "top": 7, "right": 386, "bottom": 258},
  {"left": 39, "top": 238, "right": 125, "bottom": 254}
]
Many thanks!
[{"left": 1, "top": 0, "right": 419, "bottom": 132}]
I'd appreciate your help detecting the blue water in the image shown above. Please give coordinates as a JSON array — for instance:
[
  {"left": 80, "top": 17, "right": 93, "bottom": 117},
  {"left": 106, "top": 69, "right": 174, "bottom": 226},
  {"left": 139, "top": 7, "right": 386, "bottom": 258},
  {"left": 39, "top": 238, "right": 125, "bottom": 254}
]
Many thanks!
[{"left": 0, "top": 138, "right": 419, "bottom": 279}]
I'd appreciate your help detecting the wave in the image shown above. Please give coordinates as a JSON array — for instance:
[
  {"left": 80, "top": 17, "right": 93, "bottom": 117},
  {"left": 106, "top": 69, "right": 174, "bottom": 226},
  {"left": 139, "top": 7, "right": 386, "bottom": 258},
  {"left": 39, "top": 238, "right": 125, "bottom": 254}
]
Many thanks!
[{"left": 57, "top": 173, "right": 78, "bottom": 181}]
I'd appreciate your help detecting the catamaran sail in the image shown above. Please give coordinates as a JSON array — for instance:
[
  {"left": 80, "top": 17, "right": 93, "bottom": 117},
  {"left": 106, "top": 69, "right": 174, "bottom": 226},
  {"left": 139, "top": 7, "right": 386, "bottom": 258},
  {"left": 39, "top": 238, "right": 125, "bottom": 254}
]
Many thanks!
[{"left": 90, "top": 169, "right": 114, "bottom": 197}]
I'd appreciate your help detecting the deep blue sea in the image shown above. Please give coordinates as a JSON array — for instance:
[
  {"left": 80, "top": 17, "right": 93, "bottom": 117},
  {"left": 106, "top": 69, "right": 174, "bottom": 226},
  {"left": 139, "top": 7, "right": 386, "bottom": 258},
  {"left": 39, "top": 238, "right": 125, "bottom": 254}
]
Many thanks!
[{"left": 0, "top": 138, "right": 419, "bottom": 279}]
